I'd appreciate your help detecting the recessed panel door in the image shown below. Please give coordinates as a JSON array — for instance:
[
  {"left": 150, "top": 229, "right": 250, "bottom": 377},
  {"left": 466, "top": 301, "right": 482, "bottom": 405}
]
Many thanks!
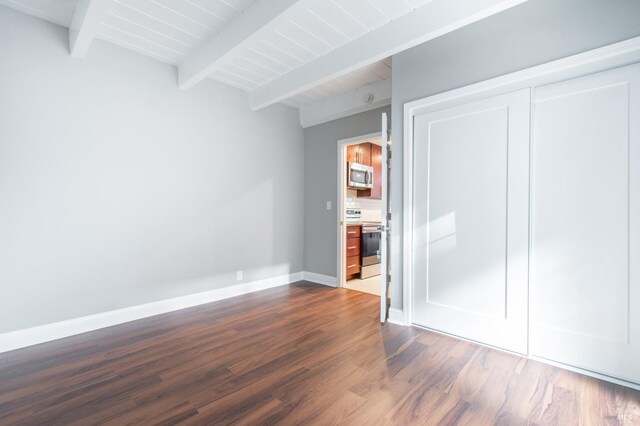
[
  {"left": 412, "top": 89, "right": 530, "bottom": 354},
  {"left": 531, "top": 63, "right": 640, "bottom": 384}
]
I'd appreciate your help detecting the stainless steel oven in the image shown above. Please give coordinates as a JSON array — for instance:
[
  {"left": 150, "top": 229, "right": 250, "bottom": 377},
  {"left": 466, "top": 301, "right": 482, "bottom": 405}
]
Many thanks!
[
  {"left": 361, "top": 223, "right": 381, "bottom": 279},
  {"left": 348, "top": 162, "right": 374, "bottom": 190}
]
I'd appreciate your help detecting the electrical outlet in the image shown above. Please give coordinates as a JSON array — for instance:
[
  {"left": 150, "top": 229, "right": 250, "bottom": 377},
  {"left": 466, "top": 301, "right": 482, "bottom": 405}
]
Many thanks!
[
  {"left": 237, "top": 270, "right": 243, "bottom": 281},
  {"left": 326, "top": 201, "right": 332, "bottom": 210}
]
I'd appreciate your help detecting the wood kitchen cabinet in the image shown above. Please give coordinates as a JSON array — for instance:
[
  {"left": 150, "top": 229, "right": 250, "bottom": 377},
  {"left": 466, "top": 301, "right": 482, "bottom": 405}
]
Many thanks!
[
  {"left": 346, "top": 225, "right": 361, "bottom": 280},
  {"left": 346, "top": 143, "right": 370, "bottom": 166},
  {"left": 346, "top": 142, "right": 382, "bottom": 200}
]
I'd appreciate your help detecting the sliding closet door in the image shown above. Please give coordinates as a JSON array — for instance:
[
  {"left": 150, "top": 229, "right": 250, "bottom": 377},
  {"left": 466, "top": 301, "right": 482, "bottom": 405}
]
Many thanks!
[
  {"left": 412, "top": 89, "right": 530, "bottom": 354},
  {"left": 531, "top": 63, "right": 640, "bottom": 384}
]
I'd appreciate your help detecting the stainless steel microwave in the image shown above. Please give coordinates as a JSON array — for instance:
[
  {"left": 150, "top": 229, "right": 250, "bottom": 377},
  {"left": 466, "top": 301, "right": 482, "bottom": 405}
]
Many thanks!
[{"left": 348, "top": 162, "right": 374, "bottom": 189}]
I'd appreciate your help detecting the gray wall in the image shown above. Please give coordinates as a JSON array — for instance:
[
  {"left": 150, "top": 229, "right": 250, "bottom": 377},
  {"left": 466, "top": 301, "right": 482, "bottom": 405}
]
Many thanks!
[
  {"left": 303, "top": 106, "right": 391, "bottom": 277},
  {"left": 0, "top": 6, "right": 304, "bottom": 333},
  {"left": 391, "top": 0, "right": 640, "bottom": 310}
]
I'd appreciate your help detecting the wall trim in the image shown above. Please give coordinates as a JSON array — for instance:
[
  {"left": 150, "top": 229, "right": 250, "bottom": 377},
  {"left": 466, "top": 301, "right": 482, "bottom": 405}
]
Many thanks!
[
  {"left": 388, "top": 308, "right": 407, "bottom": 326},
  {"left": 302, "top": 271, "right": 338, "bottom": 287},
  {"left": 0, "top": 272, "right": 304, "bottom": 354},
  {"left": 405, "top": 36, "right": 640, "bottom": 118}
]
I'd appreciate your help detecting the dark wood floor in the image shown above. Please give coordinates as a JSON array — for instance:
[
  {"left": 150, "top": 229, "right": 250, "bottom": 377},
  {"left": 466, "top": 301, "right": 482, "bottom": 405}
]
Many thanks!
[{"left": 1, "top": 282, "right": 639, "bottom": 425}]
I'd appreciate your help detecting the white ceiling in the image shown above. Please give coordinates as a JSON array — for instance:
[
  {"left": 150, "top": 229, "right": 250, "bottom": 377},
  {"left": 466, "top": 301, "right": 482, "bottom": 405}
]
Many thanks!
[
  {"left": 206, "top": 1, "right": 425, "bottom": 92},
  {"left": 0, "top": 0, "right": 529, "bottom": 124},
  {"left": 0, "top": 0, "right": 256, "bottom": 60},
  {"left": 1, "top": 0, "right": 398, "bottom": 107},
  {"left": 283, "top": 57, "right": 392, "bottom": 108},
  {"left": 97, "top": 0, "right": 257, "bottom": 65}
]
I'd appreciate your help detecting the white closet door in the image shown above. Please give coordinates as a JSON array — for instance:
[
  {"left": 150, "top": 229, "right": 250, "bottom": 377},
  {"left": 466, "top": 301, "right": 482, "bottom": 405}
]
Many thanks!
[
  {"left": 412, "top": 89, "right": 530, "bottom": 354},
  {"left": 531, "top": 63, "right": 640, "bottom": 384}
]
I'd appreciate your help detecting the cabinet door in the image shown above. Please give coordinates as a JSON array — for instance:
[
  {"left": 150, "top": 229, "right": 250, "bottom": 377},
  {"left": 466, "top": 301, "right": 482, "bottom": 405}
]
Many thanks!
[
  {"left": 347, "top": 143, "right": 371, "bottom": 165},
  {"left": 346, "top": 255, "right": 361, "bottom": 280},
  {"left": 346, "top": 144, "right": 359, "bottom": 164},
  {"left": 531, "top": 63, "right": 640, "bottom": 384},
  {"left": 412, "top": 89, "right": 530, "bottom": 354}
]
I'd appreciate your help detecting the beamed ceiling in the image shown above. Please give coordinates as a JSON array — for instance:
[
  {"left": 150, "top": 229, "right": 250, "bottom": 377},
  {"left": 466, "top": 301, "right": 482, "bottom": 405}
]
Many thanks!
[{"left": 0, "top": 0, "right": 529, "bottom": 126}]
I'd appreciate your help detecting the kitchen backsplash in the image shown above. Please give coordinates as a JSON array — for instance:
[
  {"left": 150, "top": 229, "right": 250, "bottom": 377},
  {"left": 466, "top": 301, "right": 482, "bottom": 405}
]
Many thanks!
[{"left": 346, "top": 191, "right": 382, "bottom": 222}]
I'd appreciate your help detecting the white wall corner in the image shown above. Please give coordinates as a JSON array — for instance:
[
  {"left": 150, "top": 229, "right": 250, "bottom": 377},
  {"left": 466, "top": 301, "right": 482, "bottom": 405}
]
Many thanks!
[
  {"left": 0, "top": 271, "right": 304, "bottom": 354},
  {"left": 302, "top": 271, "right": 338, "bottom": 287},
  {"left": 388, "top": 308, "right": 407, "bottom": 326},
  {"left": 299, "top": 79, "right": 391, "bottom": 128}
]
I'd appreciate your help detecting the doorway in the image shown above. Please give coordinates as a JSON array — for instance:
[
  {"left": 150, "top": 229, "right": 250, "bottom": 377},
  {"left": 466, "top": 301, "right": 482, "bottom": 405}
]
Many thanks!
[{"left": 337, "top": 114, "right": 390, "bottom": 322}]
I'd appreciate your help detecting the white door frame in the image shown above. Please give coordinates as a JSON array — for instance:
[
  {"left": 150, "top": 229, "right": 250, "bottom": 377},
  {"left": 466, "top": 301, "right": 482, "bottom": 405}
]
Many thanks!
[
  {"left": 336, "top": 132, "right": 382, "bottom": 288},
  {"left": 402, "top": 36, "right": 640, "bottom": 390},
  {"left": 402, "top": 35, "right": 640, "bottom": 329}
]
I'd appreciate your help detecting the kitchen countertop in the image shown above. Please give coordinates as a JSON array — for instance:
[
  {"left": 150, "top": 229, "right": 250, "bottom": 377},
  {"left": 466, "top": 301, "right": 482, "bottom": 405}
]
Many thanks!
[{"left": 345, "top": 221, "right": 382, "bottom": 226}]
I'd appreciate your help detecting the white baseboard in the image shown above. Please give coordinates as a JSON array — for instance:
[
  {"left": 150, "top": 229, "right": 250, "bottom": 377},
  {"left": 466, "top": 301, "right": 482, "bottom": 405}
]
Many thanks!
[
  {"left": 302, "top": 271, "right": 338, "bottom": 287},
  {"left": 388, "top": 308, "right": 406, "bottom": 325},
  {"left": 0, "top": 271, "right": 304, "bottom": 354}
]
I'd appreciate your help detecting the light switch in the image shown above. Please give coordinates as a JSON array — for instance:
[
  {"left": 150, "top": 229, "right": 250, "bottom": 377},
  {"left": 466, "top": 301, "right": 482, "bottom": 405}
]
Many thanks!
[{"left": 326, "top": 201, "right": 332, "bottom": 210}]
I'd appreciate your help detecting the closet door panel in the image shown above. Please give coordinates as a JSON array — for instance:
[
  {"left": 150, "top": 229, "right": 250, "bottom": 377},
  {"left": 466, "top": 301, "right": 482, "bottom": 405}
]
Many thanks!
[
  {"left": 531, "top": 63, "right": 640, "bottom": 384},
  {"left": 412, "top": 89, "right": 530, "bottom": 354}
]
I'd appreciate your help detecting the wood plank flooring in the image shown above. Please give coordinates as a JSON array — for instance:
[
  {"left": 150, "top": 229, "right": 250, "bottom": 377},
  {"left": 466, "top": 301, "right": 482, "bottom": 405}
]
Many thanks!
[{"left": 1, "top": 282, "right": 639, "bottom": 425}]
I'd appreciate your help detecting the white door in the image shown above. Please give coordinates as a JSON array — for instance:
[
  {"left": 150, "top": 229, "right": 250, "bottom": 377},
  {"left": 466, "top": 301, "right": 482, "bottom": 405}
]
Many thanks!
[
  {"left": 531, "top": 63, "right": 640, "bottom": 384},
  {"left": 412, "top": 89, "right": 530, "bottom": 354},
  {"left": 380, "top": 113, "right": 390, "bottom": 322}
]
